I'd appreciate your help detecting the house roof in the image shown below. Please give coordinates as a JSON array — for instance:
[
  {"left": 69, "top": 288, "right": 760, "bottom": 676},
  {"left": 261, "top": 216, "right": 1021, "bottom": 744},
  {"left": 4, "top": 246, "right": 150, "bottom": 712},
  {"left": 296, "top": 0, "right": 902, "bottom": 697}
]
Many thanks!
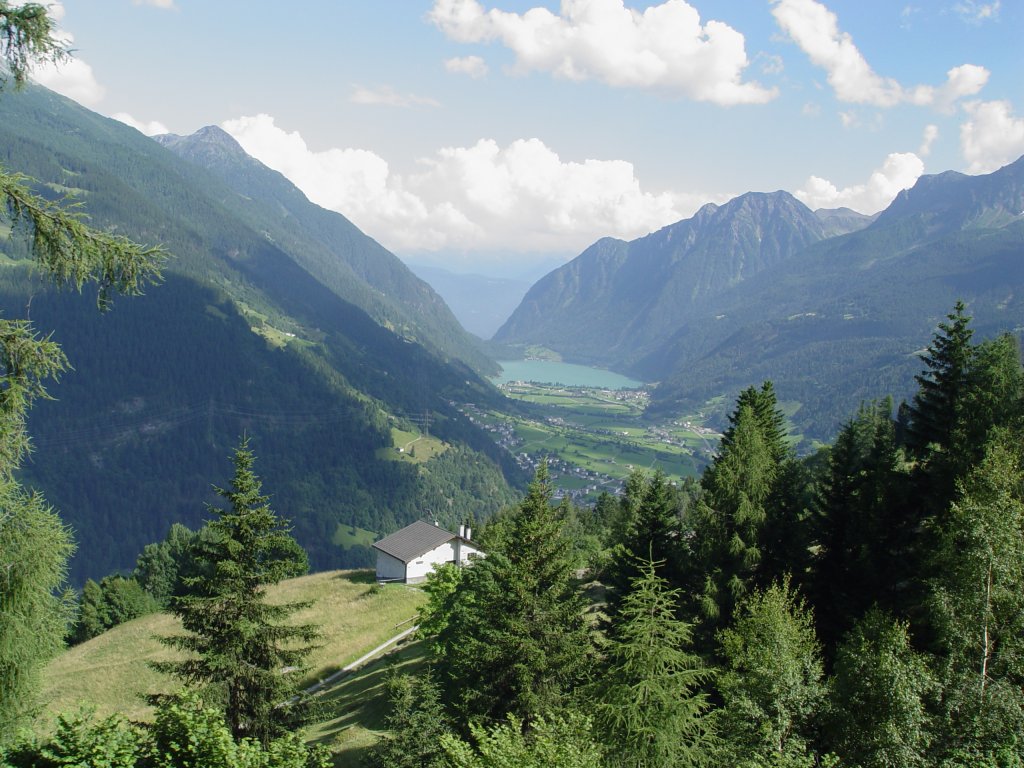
[{"left": 372, "top": 520, "right": 459, "bottom": 564}]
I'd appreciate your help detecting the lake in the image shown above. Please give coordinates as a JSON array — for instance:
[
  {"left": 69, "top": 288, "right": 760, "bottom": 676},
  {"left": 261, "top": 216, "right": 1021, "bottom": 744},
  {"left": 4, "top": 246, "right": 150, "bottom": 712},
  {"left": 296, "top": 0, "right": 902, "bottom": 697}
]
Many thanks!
[{"left": 492, "top": 360, "right": 644, "bottom": 389}]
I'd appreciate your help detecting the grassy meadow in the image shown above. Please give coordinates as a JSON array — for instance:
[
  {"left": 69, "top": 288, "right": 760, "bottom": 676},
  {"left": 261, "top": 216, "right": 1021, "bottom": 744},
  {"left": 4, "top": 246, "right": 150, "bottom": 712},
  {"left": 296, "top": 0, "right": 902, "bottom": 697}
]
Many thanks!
[{"left": 38, "top": 570, "right": 425, "bottom": 731}]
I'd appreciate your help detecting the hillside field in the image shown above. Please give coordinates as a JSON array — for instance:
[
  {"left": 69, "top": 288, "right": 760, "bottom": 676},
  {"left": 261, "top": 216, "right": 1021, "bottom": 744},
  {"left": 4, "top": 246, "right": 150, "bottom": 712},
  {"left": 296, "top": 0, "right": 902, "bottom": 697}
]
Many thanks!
[{"left": 39, "top": 570, "right": 425, "bottom": 744}]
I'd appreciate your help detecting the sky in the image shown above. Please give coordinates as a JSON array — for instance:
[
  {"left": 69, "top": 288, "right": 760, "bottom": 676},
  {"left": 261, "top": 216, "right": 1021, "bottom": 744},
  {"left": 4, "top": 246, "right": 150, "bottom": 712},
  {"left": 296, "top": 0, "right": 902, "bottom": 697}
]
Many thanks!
[{"left": 29, "top": 0, "right": 1024, "bottom": 276}]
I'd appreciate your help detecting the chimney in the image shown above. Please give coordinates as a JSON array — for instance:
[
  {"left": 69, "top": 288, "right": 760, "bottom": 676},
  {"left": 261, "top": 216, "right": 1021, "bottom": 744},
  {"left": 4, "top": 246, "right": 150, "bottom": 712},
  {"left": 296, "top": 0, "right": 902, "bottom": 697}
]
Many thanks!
[
  {"left": 458, "top": 524, "right": 465, "bottom": 538},
  {"left": 465, "top": 526, "right": 472, "bottom": 541}
]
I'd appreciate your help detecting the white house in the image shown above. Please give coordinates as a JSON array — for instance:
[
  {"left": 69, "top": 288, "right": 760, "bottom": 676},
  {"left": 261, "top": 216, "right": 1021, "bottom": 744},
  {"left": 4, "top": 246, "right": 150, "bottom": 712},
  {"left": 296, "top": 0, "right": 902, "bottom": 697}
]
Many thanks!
[{"left": 373, "top": 519, "right": 482, "bottom": 584}]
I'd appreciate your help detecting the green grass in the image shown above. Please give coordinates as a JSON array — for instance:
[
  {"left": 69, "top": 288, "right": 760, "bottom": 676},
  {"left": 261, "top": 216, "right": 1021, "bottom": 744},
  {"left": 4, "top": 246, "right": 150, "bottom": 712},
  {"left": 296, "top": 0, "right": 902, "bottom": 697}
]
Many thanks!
[
  {"left": 38, "top": 570, "right": 425, "bottom": 729},
  {"left": 304, "top": 637, "right": 430, "bottom": 765},
  {"left": 332, "top": 524, "right": 377, "bottom": 549},
  {"left": 377, "top": 427, "right": 448, "bottom": 463}
]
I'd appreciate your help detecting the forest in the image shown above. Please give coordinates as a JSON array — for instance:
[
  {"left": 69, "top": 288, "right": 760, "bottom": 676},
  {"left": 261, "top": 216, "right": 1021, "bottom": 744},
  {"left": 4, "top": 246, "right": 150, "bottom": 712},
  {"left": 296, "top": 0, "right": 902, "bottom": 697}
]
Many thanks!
[
  {"left": 6, "top": 300, "right": 1024, "bottom": 768},
  {"left": 2, "top": 5, "right": 1024, "bottom": 766}
]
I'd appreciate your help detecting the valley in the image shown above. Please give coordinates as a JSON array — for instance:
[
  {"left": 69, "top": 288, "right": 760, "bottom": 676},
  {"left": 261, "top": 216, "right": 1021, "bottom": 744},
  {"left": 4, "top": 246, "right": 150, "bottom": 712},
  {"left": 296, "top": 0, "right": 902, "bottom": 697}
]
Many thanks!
[{"left": 462, "top": 380, "right": 721, "bottom": 500}]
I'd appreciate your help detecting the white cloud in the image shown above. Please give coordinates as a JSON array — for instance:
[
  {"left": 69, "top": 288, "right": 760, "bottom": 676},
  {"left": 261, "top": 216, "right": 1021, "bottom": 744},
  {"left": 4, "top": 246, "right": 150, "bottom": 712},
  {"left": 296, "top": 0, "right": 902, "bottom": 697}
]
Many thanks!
[
  {"left": 772, "top": 0, "right": 988, "bottom": 109},
  {"left": 222, "top": 113, "right": 704, "bottom": 255},
  {"left": 131, "top": 0, "right": 178, "bottom": 7},
  {"left": 28, "top": 2, "right": 105, "bottom": 106},
  {"left": 960, "top": 99, "right": 1024, "bottom": 174},
  {"left": 795, "top": 151, "right": 925, "bottom": 214},
  {"left": 32, "top": 57, "right": 105, "bottom": 106},
  {"left": 444, "top": 55, "right": 489, "bottom": 78},
  {"left": 350, "top": 85, "right": 440, "bottom": 108},
  {"left": 111, "top": 112, "right": 169, "bottom": 136},
  {"left": 952, "top": 1, "right": 1000, "bottom": 23},
  {"left": 428, "top": 0, "right": 777, "bottom": 105},
  {"left": 919, "top": 124, "right": 938, "bottom": 156}
]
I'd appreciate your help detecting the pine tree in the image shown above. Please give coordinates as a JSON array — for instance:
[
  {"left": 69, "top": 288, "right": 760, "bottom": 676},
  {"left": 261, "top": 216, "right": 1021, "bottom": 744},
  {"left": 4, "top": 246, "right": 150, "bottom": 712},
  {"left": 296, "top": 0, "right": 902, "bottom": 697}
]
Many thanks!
[
  {"left": 366, "top": 672, "right": 453, "bottom": 768},
  {"left": 437, "top": 463, "right": 594, "bottom": 724},
  {"left": 604, "top": 471, "right": 684, "bottom": 620},
  {"left": 0, "top": 485, "right": 74, "bottom": 741},
  {"left": 156, "top": 438, "right": 319, "bottom": 745},
  {"left": 590, "top": 557, "right": 713, "bottom": 768}
]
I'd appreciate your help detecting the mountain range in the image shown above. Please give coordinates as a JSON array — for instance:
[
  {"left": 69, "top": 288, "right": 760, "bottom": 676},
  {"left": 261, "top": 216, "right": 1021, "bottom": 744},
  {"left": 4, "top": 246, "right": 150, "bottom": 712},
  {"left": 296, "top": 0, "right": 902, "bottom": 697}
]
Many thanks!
[
  {"left": 496, "top": 159, "right": 1024, "bottom": 440},
  {"left": 0, "top": 85, "right": 521, "bottom": 583}
]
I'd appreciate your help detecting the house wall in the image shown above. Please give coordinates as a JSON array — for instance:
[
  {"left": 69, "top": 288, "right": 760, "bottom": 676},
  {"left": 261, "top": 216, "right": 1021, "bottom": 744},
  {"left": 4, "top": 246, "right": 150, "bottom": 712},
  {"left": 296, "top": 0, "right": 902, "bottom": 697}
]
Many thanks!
[
  {"left": 405, "top": 541, "right": 459, "bottom": 583},
  {"left": 454, "top": 540, "right": 483, "bottom": 565},
  {"left": 375, "top": 550, "right": 407, "bottom": 582}
]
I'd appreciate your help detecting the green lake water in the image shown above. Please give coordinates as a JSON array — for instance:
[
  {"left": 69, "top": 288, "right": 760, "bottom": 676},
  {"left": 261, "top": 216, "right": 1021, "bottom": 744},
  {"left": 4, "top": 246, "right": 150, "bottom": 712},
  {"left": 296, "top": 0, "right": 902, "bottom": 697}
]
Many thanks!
[{"left": 492, "top": 360, "right": 644, "bottom": 389}]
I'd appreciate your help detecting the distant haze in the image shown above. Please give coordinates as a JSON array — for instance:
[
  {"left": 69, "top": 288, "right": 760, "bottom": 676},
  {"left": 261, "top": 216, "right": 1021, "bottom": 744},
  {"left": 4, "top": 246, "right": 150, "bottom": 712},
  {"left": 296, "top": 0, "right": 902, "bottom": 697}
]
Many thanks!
[{"left": 407, "top": 262, "right": 534, "bottom": 339}]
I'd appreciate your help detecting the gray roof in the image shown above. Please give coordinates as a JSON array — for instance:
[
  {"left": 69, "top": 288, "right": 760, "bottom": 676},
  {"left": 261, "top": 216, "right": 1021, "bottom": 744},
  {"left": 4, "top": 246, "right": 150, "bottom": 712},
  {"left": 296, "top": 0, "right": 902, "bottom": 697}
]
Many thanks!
[{"left": 373, "top": 520, "right": 458, "bottom": 563}]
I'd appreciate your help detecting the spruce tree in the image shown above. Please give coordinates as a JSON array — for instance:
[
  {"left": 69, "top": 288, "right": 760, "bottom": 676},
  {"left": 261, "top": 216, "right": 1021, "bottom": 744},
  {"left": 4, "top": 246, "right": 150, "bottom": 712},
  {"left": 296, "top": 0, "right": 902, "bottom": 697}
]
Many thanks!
[
  {"left": 590, "top": 557, "right": 713, "bottom": 768},
  {"left": 811, "top": 400, "right": 905, "bottom": 647},
  {"left": 366, "top": 672, "right": 452, "bottom": 768},
  {"left": 156, "top": 438, "right": 318, "bottom": 745},
  {"left": 604, "top": 471, "right": 684, "bottom": 620},
  {"left": 688, "top": 399, "right": 778, "bottom": 640},
  {"left": 905, "top": 301, "right": 974, "bottom": 460},
  {"left": 437, "top": 463, "right": 594, "bottom": 724}
]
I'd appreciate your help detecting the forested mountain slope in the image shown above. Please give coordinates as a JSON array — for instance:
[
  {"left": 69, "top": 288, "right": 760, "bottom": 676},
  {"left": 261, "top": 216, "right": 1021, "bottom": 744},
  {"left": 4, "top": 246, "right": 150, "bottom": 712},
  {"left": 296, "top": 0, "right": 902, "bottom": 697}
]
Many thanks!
[
  {"left": 494, "top": 191, "right": 868, "bottom": 367},
  {"left": 155, "top": 126, "right": 495, "bottom": 374},
  {"left": 0, "top": 85, "right": 520, "bottom": 583},
  {"left": 497, "top": 158, "right": 1024, "bottom": 442},
  {"left": 646, "top": 156, "right": 1024, "bottom": 438}
]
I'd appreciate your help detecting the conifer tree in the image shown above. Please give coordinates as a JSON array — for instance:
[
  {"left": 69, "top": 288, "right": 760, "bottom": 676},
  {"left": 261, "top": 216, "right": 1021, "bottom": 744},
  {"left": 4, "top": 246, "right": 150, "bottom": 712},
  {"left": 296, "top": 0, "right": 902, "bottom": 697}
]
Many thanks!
[
  {"left": 604, "top": 471, "right": 684, "bottom": 620},
  {"left": 905, "top": 301, "right": 974, "bottom": 460},
  {"left": 437, "top": 463, "right": 594, "bottom": 724},
  {"left": 688, "top": 399, "right": 778, "bottom": 640},
  {"left": 156, "top": 438, "right": 318, "bottom": 745},
  {"left": 0, "top": 4, "right": 163, "bottom": 740},
  {"left": 811, "top": 400, "right": 905, "bottom": 646},
  {"left": 590, "top": 557, "right": 713, "bottom": 768},
  {"left": 366, "top": 672, "right": 452, "bottom": 768}
]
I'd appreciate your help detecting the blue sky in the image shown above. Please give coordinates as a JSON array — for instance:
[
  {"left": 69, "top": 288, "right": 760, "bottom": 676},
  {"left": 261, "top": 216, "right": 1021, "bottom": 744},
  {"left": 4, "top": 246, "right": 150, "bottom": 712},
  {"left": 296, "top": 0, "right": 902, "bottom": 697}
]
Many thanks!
[{"left": 33, "top": 0, "right": 1024, "bottom": 275}]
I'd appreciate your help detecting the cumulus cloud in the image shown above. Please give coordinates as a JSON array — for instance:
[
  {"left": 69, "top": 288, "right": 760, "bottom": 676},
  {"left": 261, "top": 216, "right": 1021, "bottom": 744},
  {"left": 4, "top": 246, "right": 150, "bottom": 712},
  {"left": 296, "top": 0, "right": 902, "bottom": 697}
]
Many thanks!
[
  {"left": 772, "top": 0, "right": 988, "bottom": 109},
  {"left": 222, "top": 113, "right": 703, "bottom": 254},
  {"left": 111, "top": 112, "right": 169, "bottom": 136},
  {"left": 350, "top": 85, "right": 440, "bottom": 108},
  {"left": 428, "top": 0, "right": 777, "bottom": 105},
  {"left": 444, "top": 55, "right": 489, "bottom": 78},
  {"left": 795, "top": 151, "right": 925, "bottom": 214},
  {"left": 960, "top": 99, "right": 1024, "bottom": 173}
]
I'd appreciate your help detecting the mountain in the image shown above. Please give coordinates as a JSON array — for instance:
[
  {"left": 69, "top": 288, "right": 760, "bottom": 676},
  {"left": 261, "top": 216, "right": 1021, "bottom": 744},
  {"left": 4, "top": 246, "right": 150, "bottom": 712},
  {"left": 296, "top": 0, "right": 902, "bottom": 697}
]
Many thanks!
[
  {"left": 494, "top": 191, "right": 840, "bottom": 367},
  {"left": 496, "top": 160, "right": 1024, "bottom": 442},
  {"left": 0, "top": 85, "right": 520, "bottom": 583},
  {"left": 405, "top": 263, "right": 532, "bottom": 339},
  {"left": 155, "top": 127, "right": 495, "bottom": 374}
]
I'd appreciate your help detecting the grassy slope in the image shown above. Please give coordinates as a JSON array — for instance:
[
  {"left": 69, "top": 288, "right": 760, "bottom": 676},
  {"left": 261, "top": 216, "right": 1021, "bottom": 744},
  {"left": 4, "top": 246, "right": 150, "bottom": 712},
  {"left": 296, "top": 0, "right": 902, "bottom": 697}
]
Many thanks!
[{"left": 39, "top": 570, "right": 425, "bottom": 728}]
